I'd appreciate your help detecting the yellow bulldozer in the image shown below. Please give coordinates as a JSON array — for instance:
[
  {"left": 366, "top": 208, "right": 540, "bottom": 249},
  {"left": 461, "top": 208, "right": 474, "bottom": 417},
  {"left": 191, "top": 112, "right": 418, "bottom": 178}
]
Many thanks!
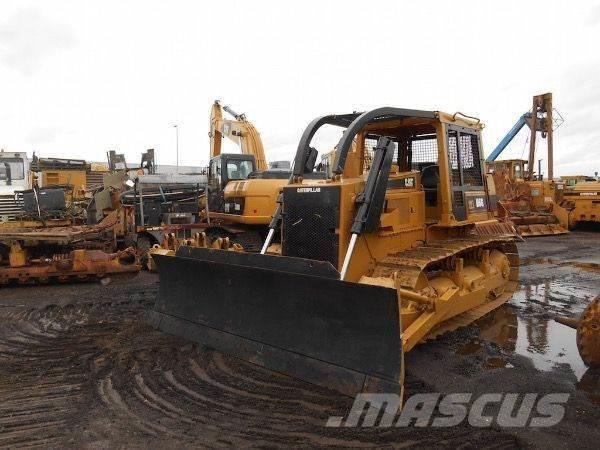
[
  {"left": 149, "top": 107, "right": 519, "bottom": 396},
  {"left": 559, "top": 176, "right": 600, "bottom": 228}
]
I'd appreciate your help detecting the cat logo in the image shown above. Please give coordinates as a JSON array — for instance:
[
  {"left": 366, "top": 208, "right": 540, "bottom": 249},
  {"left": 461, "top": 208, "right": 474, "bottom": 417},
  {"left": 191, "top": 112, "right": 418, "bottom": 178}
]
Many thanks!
[{"left": 297, "top": 187, "right": 321, "bottom": 193}]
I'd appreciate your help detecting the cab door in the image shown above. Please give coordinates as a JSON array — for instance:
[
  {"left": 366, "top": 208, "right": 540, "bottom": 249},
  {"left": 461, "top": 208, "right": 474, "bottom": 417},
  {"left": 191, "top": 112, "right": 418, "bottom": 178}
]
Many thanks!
[
  {"left": 447, "top": 126, "right": 486, "bottom": 221},
  {"left": 207, "top": 156, "right": 225, "bottom": 213}
]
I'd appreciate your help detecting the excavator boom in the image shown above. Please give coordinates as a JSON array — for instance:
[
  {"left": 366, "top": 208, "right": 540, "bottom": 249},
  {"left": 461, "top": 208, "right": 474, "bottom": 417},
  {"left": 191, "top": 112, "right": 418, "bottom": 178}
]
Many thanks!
[{"left": 209, "top": 100, "right": 267, "bottom": 171}]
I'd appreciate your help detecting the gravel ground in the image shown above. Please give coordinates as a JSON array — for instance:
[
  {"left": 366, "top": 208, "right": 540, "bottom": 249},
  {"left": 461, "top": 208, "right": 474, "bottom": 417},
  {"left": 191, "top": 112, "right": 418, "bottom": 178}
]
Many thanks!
[{"left": 0, "top": 232, "right": 598, "bottom": 448}]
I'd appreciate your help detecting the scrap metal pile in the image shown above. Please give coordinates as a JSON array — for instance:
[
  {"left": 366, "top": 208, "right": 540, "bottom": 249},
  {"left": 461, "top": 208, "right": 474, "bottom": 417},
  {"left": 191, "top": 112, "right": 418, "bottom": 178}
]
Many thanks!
[{"left": 0, "top": 210, "right": 139, "bottom": 285}]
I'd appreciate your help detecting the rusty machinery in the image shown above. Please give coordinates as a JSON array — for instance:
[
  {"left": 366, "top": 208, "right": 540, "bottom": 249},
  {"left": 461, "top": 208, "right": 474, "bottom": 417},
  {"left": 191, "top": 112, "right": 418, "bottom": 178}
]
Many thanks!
[
  {"left": 0, "top": 149, "right": 174, "bottom": 285},
  {"left": 0, "top": 211, "right": 139, "bottom": 286},
  {"left": 149, "top": 107, "right": 520, "bottom": 397},
  {"left": 0, "top": 152, "right": 153, "bottom": 286},
  {"left": 485, "top": 93, "right": 571, "bottom": 237}
]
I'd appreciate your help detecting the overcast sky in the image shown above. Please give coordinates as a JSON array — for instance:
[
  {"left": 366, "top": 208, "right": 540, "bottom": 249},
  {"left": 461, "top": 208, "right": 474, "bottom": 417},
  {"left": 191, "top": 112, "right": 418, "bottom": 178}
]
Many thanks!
[{"left": 0, "top": 0, "right": 599, "bottom": 176}]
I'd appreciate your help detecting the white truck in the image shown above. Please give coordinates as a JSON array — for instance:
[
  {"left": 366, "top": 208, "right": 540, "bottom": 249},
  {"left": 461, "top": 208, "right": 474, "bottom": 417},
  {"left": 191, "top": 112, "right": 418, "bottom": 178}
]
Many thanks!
[{"left": 0, "top": 150, "right": 30, "bottom": 220}]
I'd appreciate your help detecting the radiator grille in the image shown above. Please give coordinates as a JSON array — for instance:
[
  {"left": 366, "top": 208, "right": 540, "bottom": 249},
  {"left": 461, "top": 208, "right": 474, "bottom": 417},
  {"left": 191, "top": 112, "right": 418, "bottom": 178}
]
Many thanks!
[{"left": 282, "top": 186, "right": 340, "bottom": 267}]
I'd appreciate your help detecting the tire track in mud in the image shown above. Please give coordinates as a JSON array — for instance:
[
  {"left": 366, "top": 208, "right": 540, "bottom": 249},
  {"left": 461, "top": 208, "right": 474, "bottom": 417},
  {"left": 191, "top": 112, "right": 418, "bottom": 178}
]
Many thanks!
[{"left": 0, "top": 279, "right": 520, "bottom": 448}]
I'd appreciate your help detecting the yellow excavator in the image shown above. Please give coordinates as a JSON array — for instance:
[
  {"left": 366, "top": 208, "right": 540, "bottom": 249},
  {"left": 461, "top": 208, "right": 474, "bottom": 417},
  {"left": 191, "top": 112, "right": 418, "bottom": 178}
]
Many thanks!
[
  {"left": 204, "top": 100, "right": 326, "bottom": 249},
  {"left": 150, "top": 107, "right": 519, "bottom": 397},
  {"left": 203, "top": 101, "right": 291, "bottom": 249}
]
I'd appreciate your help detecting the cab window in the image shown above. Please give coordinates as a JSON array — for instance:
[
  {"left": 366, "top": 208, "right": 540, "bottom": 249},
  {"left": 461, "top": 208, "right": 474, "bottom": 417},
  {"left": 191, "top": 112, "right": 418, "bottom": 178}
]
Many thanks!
[
  {"left": 227, "top": 160, "right": 254, "bottom": 180},
  {"left": 514, "top": 164, "right": 522, "bottom": 178},
  {"left": 1, "top": 158, "right": 25, "bottom": 180}
]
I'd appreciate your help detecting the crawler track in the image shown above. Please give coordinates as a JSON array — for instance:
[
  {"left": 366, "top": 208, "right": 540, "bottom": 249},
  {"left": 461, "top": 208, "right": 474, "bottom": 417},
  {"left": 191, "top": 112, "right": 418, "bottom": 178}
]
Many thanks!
[{"left": 373, "top": 237, "right": 520, "bottom": 341}]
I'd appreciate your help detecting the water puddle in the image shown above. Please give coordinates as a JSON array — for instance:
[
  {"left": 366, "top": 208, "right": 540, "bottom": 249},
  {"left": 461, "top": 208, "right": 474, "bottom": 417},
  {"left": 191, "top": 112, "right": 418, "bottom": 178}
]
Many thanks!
[
  {"left": 456, "top": 305, "right": 518, "bottom": 369},
  {"left": 456, "top": 280, "right": 592, "bottom": 381},
  {"left": 511, "top": 280, "right": 595, "bottom": 316},
  {"left": 521, "top": 257, "right": 600, "bottom": 273},
  {"left": 514, "top": 315, "right": 586, "bottom": 379}
]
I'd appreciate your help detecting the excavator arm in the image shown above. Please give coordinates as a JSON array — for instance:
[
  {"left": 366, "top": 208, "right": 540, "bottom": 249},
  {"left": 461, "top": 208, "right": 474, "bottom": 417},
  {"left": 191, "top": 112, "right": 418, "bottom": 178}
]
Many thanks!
[{"left": 209, "top": 100, "right": 267, "bottom": 171}]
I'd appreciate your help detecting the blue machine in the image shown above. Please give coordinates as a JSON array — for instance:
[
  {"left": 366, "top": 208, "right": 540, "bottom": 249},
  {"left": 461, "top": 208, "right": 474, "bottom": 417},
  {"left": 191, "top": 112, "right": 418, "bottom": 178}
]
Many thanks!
[{"left": 485, "top": 112, "right": 531, "bottom": 162}]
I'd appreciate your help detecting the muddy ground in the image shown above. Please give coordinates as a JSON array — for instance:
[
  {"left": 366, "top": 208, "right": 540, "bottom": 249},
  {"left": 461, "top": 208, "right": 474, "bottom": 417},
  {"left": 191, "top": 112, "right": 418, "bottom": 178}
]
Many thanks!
[{"left": 0, "top": 232, "right": 598, "bottom": 448}]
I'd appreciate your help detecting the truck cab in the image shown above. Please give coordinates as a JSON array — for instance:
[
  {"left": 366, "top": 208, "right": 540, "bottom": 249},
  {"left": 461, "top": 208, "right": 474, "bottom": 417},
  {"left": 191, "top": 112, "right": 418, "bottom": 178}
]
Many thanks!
[{"left": 0, "top": 150, "right": 30, "bottom": 220}]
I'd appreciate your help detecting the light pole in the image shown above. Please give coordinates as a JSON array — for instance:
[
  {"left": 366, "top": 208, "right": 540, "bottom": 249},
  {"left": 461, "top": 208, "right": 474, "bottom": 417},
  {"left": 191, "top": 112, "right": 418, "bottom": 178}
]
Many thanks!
[{"left": 173, "top": 124, "right": 179, "bottom": 173}]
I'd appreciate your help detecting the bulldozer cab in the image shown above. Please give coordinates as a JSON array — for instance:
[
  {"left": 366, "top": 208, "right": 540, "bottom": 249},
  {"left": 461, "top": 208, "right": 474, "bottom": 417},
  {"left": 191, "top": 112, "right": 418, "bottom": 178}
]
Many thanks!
[
  {"left": 274, "top": 108, "right": 491, "bottom": 278},
  {"left": 292, "top": 108, "right": 489, "bottom": 226},
  {"left": 207, "top": 153, "right": 256, "bottom": 212}
]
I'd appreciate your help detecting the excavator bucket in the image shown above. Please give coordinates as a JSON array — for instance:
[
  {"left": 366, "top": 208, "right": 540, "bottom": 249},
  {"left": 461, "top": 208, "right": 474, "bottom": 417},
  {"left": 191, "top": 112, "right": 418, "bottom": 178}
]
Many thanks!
[{"left": 148, "top": 246, "right": 403, "bottom": 396}]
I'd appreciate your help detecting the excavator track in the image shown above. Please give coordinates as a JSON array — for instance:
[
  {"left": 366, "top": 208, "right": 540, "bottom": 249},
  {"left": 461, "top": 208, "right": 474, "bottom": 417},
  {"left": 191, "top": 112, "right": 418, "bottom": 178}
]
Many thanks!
[{"left": 372, "top": 235, "right": 520, "bottom": 344}]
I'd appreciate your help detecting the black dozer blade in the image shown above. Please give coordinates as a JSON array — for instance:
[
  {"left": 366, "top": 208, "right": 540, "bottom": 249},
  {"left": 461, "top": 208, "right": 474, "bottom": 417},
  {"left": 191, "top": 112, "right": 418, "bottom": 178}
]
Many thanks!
[{"left": 148, "top": 246, "right": 403, "bottom": 396}]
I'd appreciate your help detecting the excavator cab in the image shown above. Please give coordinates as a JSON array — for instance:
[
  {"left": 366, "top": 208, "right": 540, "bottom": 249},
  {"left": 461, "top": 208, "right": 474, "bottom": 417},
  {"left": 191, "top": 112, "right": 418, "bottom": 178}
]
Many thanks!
[{"left": 207, "top": 153, "right": 256, "bottom": 213}]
